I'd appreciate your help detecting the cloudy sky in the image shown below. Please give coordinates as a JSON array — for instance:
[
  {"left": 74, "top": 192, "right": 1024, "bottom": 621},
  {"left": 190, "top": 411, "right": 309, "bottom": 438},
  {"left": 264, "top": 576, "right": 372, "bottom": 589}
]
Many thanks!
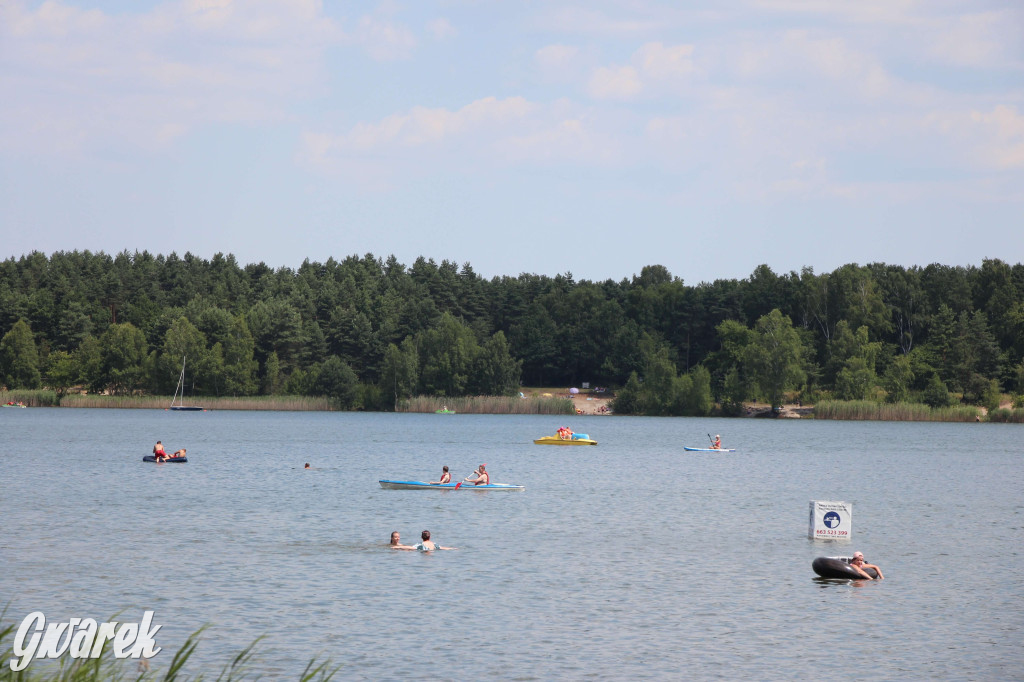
[{"left": 1, "top": 0, "right": 1021, "bottom": 284}]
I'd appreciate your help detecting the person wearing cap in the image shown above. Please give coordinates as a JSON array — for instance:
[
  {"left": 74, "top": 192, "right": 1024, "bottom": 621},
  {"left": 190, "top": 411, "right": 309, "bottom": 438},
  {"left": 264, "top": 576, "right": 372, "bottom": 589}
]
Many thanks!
[
  {"left": 850, "top": 551, "right": 884, "bottom": 579},
  {"left": 712, "top": 435, "right": 722, "bottom": 449},
  {"left": 464, "top": 463, "right": 489, "bottom": 486}
]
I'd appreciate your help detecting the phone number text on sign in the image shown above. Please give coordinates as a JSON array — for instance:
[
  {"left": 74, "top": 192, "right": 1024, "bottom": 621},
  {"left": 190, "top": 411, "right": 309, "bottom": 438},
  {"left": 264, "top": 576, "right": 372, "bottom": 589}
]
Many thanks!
[{"left": 816, "top": 529, "right": 848, "bottom": 536}]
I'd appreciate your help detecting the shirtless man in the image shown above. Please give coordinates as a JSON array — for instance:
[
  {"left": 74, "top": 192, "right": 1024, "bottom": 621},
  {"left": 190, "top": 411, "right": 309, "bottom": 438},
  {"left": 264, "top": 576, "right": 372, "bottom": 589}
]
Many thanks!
[
  {"left": 414, "top": 530, "right": 455, "bottom": 551},
  {"left": 153, "top": 441, "right": 167, "bottom": 461},
  {"left": 464, "top": 463, "right": 489, "bottom": 486}
]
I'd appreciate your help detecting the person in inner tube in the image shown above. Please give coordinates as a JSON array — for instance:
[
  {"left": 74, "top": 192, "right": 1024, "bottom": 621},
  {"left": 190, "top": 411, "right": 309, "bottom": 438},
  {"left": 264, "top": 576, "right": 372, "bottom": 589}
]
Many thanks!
[{"left": 850, "top": 551, "right": 884, "bottom": 579}]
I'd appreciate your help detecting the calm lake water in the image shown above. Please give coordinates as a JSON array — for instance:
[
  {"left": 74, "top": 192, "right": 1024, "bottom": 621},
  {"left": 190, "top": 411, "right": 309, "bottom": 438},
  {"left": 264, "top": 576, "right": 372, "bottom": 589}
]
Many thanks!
[{"left": 1, "top": 408, "right": 1021, "bottom": 680}]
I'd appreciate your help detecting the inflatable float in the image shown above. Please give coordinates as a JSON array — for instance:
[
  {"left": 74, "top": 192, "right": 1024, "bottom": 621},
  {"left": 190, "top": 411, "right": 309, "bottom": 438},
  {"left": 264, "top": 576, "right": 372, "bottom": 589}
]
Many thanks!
[
  {"left": 812, "top": 556, "right": 879, "bottom": 580},
  {"left": 143, "top": 455, "right": 188, "bottom": 463}
]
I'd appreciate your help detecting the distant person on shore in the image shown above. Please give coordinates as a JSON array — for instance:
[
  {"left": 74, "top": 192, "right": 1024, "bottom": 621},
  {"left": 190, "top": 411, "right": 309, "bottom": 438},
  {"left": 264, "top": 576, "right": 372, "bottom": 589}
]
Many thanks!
[
  {"left": 430, "top": 466, "right": 451, "bottom": 485},
  {"left": 464, "top": 463, "right": 489, "bottom": 486},
  {"left": 414, "top": 530, "right": 455, "bottom": 551},
  {"left": 390, "top": 531, "right": 415, "bottom": 550},
  {"left": 850, "top": 551, "right": 884, "bottom": 579}
]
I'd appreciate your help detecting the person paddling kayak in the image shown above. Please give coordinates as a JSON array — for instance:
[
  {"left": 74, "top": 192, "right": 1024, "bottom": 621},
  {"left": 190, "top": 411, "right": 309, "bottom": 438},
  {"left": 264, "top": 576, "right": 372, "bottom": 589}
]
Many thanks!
[{"left": 464, "top": 463, "right": 489, "bottom": 486}]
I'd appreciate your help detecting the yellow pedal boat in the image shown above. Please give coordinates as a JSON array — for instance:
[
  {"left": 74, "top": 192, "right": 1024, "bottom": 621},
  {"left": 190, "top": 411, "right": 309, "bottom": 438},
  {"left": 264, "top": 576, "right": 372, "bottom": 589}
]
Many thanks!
[{"left": 533, "top": 434, "right": 597, "bottom": 446}]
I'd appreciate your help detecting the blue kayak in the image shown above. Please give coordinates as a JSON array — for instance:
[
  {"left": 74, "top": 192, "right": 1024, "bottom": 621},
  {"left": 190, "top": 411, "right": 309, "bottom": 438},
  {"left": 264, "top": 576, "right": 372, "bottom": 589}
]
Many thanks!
[
  {"left": 379, "top": 479, "right": 524, "bottom": 491},
  {"left": 683, "top": 447, "right": 736, "bottom": 452}
]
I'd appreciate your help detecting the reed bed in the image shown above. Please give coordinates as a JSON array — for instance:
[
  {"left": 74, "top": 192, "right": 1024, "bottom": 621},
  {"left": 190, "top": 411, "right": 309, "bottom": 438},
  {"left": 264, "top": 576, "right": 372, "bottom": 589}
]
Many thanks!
[
  {"left": 57, "top": 395, "right": 337, "bottom": 411},
  {"left": 0, "top": 390, "right": 59, "bottom": 407},
  {"left": 984, "top": 408, "right": 1024, "bottom": 423},
  {"left": 400, "top": 395, "right": 575, "bottom": 415},
  {"left": 0, "top": 620, "right": 339, "bottom": 681},
  {"left": 813, "top": 400, "right": 981, "bottom": 422}
]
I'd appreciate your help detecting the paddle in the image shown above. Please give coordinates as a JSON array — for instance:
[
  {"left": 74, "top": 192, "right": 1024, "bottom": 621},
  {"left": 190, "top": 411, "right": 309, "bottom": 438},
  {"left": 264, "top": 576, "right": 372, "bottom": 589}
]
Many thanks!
[{"left": 707, "top": 433, "right": 714, "bottom": 447}]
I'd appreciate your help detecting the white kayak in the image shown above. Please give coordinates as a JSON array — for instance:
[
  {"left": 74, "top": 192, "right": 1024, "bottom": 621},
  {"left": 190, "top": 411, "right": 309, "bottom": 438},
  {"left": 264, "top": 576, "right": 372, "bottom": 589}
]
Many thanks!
[
  {"left": 683, "top": 447, "right": 736, "bottom": 452},
  {"left": 379, "top": 479, "right": 525, "bottom": 491}
]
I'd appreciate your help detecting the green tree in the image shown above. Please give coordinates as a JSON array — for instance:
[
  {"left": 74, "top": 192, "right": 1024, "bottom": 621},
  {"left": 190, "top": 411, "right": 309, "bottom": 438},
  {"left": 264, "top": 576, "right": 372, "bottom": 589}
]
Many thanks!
[
  {"left": 611, "top": 371, "right": 643, "bottom": 415},
  {"left": 380, "top": 338, "right": 419, "bottom": 409},
  {"left": 222, "top": 316, "right": 258, "bottom": 396},
  {"left": 922, "top": 373, "right": 954, "bottom": 408},
  {"left": 472, "top": 331, "right": 522, "bottom": 395},
  {"left": 315, "top": 356, "right": 359, "bottom": 408},
  {"left": 45, "top": 350, "right": 78, "bottom": 399},
  {"left": 161, "top": 317, "right": 209, "bottom": 394},
  {"left": 75, "top": 335, "right": 103, "bottom": 393},
  {"left": 417, "top": 313, "right": 478, "bottom": 396},
  {"left": 882, "top": 354, "right": 915, "bottom": 403},
  {"left": 0, "top": 319, "right": 42, "bottom": 388},
  {"left": 743, "top": 309, "right": 807, "bottom": 410},
  {"left": 98, "top": 323, "right": 149, "bottom": 394}
]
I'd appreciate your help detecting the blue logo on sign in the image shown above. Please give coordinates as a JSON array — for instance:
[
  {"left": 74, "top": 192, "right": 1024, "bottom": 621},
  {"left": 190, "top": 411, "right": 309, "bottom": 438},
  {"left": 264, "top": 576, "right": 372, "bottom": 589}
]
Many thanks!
[{"left": 823, "top": 511, "right": 841, "bottom": 528}]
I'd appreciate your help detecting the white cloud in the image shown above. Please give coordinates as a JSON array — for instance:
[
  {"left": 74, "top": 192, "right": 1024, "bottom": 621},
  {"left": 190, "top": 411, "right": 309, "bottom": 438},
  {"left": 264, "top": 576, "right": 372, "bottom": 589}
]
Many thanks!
[
  {"left": 303, "top": 96, "right": 535, "bottom": 159},
  {"left": 635, "top": 42, "right": 697, "bottom": 80},
  {"left": 300, "top": 95, "right": 626, "bottom": 178},
  {"left": 536, "top": 44, "right": 580, "bottom": 72},
  {"left": 0, "top": 0, "right": 341, "bottom": 156},
  {"left": 345, "top": 14, "right": 416, "bottom": 61},
  {"left": 928, "top": 105, "right": 1024, "bottom": 170},
  {"left": 426, "top": 17, "right": 456, "bottom": 41},
  {"left": 588, "top": 66, "right": 642, "bottom": 100},
  {"left": 923, "top": 11, "right": 1023, "bottom": 68}
]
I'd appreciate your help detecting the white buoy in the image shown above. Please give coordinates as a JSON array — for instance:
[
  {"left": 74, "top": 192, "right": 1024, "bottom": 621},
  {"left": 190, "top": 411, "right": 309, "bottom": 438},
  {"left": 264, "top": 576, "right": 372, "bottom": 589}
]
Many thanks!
[{"left": 808, "top": 500, "right": 852, "bottom": 541}]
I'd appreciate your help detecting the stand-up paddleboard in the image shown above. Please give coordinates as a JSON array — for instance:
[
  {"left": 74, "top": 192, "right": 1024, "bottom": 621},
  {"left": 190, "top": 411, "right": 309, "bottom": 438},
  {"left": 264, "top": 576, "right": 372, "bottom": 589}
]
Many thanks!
[
  {"left": 683, "top": 447, "right": 736, "bottom": 452},
  {"left": 379, "top": 479, "right": 523, "bottom": 491}
]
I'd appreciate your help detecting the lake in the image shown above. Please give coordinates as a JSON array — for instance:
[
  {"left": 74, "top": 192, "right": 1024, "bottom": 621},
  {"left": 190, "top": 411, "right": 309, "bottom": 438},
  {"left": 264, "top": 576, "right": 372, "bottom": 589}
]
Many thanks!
[{"left": 1, "top": 408, "right": 1021, "bottom": 680}]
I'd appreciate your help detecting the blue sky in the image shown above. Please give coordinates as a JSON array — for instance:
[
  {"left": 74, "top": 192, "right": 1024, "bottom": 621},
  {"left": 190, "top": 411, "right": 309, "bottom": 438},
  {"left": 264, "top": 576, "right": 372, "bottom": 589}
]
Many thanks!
[{"left": 1, "top": 0, "right": 1021, "bottom": 284}]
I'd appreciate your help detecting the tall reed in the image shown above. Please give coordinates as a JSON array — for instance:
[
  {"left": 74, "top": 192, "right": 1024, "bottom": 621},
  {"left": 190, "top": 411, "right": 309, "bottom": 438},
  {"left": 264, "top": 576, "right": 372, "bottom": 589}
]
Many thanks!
[
  {"left": 0, "top": 390, "right": 59, "bottom": 407},
  {"left": 400, "top": 395, "right": 575, "bottom": 415},
  {"left": 985, "top": 408, "right": 1024, "bottom": 423},
  {"left": 56, "top": 395, "right": 336, "bottom": 411},
  {"left": 813, "top": 400, "right": 981, "bottom": 422}
]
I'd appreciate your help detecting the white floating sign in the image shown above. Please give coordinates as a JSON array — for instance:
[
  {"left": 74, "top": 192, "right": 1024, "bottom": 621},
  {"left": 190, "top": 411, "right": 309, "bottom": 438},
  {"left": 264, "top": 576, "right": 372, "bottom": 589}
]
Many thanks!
[{"left": 808, "top": 500, "right": 852, "bottom": 541}]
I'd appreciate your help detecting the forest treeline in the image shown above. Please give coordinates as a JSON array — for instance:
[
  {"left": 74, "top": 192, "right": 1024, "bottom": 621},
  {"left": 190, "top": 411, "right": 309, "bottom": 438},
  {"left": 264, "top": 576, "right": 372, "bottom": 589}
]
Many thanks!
[{"left": 1, "top": 251, "right": 1022, "bottom": 414}]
